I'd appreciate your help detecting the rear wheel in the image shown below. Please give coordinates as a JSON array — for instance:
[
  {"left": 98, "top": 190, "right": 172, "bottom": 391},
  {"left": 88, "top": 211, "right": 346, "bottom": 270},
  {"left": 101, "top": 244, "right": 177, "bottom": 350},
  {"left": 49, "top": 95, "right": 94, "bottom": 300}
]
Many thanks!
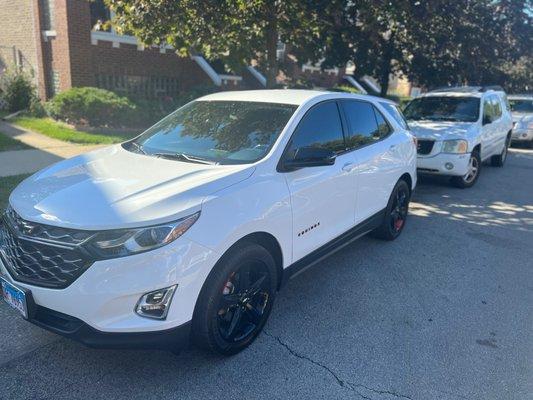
[
  {"left": 192, "top": 243, "right": 277, "bottom": 356},
  {"left": 491, "top": 135, "right": 510, "bottom": 167},
  {"left": 451, "top": 150, "right": 481, "bottom": 188},
  {"left": 372, "top": 179, "right": 410, "bottom": 241}
]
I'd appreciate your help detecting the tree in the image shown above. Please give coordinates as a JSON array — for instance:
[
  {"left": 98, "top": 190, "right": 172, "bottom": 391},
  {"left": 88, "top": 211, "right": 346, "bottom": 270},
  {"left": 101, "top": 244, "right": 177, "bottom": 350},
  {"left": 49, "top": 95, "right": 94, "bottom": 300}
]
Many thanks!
[
  {"left": 318, "top": 0, "right": 532, "bottom": 95},
  {"left": 405, "top": 0, "right": 533, "bottom": 90},
  {"left": 105, "top": 0, "right": 333, "bottom": 88}
]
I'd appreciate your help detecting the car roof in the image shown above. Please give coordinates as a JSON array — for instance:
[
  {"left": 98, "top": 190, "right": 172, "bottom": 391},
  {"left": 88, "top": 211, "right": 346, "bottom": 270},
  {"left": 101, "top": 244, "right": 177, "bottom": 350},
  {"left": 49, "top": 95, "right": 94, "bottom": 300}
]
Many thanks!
[
  {"left": 198, "top": 89, "right": 395, "bottom": 106},
  {"left": 508, "top": 94, "right": 533, "bottom": 100},
  {"left": 420, "top": 91, "right": 484, "bottom": 98}
]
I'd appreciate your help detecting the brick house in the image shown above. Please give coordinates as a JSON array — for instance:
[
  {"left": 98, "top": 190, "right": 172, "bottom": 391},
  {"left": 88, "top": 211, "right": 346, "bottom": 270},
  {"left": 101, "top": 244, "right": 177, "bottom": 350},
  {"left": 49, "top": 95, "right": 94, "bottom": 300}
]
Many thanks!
[
  {"left": 1, "top": 0, "right": 405, "bottom": 102},
  {"left": 0, "top": 0, "right": 257, "bottom": 101}
]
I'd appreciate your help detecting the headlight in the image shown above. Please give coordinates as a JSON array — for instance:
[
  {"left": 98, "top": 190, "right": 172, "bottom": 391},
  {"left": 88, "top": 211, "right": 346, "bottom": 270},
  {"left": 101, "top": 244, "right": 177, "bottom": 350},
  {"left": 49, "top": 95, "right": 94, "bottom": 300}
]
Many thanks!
[
  {"left": 442, "top": 140, "right": 468, "bottom": 154},
  {"left": 86, "top": 212, "right": 200, "bottom": 259}
]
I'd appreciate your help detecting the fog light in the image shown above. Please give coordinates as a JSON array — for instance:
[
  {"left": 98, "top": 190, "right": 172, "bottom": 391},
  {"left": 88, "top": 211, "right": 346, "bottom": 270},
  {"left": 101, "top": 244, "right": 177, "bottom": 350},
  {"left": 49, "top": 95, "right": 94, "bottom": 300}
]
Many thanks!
[
  {"left": 135, "top": 285, "right": 177, "bottom": 320},
  {"left": 523, "top": 133, "right": 528, "bottom": 138},
  {"left": 445, "top": 162, "right": 454, "bottom": 170}
]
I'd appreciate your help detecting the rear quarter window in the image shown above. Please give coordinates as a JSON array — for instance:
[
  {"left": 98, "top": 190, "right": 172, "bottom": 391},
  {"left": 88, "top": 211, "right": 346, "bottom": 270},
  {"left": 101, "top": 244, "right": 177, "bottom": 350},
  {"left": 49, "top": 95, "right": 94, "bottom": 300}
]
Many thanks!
[{"left": 380, "top": 102, "right": 409, "bottom": 130}]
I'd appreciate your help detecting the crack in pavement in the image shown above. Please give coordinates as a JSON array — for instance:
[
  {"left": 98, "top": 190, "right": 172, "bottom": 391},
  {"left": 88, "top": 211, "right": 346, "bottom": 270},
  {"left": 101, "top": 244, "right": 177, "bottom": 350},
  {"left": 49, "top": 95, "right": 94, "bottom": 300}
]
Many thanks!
[{"left": 264, "top": 331, "right": 413, "bottom": 400}]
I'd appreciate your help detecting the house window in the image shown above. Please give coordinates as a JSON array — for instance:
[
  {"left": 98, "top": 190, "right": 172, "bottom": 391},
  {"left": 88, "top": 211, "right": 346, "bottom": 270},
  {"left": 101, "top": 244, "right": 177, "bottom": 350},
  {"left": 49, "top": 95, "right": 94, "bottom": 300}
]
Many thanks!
[
  {"left": 41, "top": 0, "right": 55, "bottom": 30},
  {"left": 90, "top": 0, "right": 111, "bottom": 31},
  {"left": 47, "top": 70, "right": 60, "bottom": 98}
]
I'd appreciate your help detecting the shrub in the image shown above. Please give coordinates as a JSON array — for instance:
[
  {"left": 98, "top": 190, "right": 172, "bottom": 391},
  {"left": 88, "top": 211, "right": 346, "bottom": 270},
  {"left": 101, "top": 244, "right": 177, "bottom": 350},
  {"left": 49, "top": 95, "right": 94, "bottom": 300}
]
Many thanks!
[
  {"left": 45, "top": 87, "right": 136, "bottom": 127},
  {"left": 29, "top": 96, "right": 46, "bottom": 117},
  {"left": 1, "top": 69, "right": 36, "bottom": 112}
]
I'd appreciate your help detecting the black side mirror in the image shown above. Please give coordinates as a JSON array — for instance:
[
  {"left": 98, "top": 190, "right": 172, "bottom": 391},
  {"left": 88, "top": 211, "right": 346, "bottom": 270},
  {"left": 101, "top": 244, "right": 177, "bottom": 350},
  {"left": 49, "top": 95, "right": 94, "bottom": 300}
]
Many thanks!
[
  {"left": 482, "top": 115, "right": 492, "bottom": 125},
  {"left": 282, "top": 146, "right": 336, "bottom": 171}
]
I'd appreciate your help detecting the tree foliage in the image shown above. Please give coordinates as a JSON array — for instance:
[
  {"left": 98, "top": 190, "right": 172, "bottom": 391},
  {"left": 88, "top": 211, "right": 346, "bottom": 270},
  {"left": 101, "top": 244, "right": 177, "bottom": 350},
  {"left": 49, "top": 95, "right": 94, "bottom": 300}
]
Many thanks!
[
  {"left": 105, "top": 0, "right": 334, "bottom": 88},
  {"left": 107, "top": 0, "right": 532, "bottom": 93}
]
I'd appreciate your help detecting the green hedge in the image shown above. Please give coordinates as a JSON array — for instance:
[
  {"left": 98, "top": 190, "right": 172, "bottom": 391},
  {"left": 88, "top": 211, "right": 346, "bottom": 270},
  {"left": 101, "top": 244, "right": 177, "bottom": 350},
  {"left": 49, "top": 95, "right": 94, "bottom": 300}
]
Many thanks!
[
  {"left": 1, "top": 69, "right": 36, "bottom": 112},
  {"left": 44, "top": 86, "right": 216, "bottom": 128},
  {"left": 45, "top": 87, "right": 137, "bottom": 128}
]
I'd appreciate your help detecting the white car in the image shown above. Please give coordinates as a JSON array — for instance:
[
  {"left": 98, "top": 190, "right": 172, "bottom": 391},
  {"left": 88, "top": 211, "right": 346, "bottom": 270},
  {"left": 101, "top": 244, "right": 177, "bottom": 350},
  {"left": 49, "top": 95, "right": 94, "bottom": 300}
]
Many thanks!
[
  {"left": 509, "top": 95, "right": 533, "bottom": 148},
  {"left": 404, "top": 86, "right": 513, "bottom": 188},
  {"left": 1, "top": 90, "right": 416, "bottom": 355}
]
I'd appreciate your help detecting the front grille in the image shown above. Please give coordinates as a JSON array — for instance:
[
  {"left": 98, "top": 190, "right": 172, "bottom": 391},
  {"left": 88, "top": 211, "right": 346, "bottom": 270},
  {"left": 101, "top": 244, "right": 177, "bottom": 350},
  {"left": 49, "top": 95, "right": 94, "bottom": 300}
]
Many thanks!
[
  {"left": 417, "top": 139, "right": 435, "bottom": 155},
  {"left": 0, "top": 213, "right": 94, "bottom": 289}
]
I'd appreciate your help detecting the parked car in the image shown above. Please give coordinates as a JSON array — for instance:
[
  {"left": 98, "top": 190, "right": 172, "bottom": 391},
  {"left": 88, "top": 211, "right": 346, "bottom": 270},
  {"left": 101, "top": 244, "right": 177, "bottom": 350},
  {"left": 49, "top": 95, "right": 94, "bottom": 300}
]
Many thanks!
[
  {"left": 403, "top": 86, "right": 513, "bottom": 188},
  {"left": 0, "top": 90, "right": 417, "bottom": 355},
  {"left": 508, "top": 94, "right": 533, "bottom": 148}
]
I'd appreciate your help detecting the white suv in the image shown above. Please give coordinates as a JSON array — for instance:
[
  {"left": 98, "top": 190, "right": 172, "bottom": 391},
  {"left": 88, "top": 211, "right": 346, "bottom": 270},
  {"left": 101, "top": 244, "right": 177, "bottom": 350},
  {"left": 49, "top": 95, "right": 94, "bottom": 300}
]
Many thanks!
[
  {"left": 1, "top": 90, "right": 416, "bottom": 355},
  {"left": 404, "top": 87, "right": 513, "bottom": 188}
]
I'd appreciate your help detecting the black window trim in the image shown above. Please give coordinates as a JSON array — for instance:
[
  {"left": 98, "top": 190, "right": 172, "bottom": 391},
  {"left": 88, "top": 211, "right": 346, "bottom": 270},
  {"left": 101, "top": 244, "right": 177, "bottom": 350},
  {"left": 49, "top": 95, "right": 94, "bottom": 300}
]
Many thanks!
[
  {"left": 276, "top": 99, "right": 347, "bottom": 173},
  {"left": 339, "top": 99, "right": 395, "bottom": 153}
]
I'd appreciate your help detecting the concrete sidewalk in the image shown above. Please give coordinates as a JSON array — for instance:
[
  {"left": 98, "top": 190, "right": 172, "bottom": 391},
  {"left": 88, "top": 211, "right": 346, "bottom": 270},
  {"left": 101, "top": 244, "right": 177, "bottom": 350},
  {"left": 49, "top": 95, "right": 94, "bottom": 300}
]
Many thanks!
[{"left": 0, "top": 120, "right": 106, "bottom": 177}]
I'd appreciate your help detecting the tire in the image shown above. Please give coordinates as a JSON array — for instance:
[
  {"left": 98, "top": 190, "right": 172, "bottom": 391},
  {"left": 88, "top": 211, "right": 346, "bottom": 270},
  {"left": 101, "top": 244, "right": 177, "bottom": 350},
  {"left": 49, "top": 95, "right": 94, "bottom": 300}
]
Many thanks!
[
  {"left": 451, "top": 150, "right": 481, "bottom": 188},
  {"left": 491, "top": 135, "right": 510, "bottom": 167},
  {"left": 372, "top": 179, "right": 411, "bottom": 241},
  {"left": 192, "top": 242, "right": 277, "bottom": 356}
]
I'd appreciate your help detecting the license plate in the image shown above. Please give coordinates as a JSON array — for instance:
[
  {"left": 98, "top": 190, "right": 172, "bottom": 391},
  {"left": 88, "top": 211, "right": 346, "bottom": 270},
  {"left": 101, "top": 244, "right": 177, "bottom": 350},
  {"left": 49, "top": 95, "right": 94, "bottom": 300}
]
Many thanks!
[{"left": 1, "top": 277, "right": 28, "bottom": 318}]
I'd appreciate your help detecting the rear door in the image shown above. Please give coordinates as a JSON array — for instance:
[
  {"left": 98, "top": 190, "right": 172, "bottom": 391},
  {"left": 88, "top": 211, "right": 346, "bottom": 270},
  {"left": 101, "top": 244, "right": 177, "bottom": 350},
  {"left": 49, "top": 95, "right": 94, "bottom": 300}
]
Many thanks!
[
  {"left": 481, "top": 96, "right": 496, "bottom": 158},
  {"left": 282, "top": 101, "right": 358, "bottom": 262},
  {"left": 340, "top": 100, "right": 403, "bottom": 224}
]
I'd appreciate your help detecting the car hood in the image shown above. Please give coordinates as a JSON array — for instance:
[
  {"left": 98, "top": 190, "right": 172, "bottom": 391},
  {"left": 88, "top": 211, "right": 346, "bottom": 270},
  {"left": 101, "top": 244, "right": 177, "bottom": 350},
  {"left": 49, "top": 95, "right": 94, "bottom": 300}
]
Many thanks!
[
  {"left": 407, "top": 120, "right": 475, "bottom": 140},
  {"left": 9, "top": 145, "right": 255, "bottom": 230},
  {"left": 512, "top": 112, "right": 532, "bottom": 123}
]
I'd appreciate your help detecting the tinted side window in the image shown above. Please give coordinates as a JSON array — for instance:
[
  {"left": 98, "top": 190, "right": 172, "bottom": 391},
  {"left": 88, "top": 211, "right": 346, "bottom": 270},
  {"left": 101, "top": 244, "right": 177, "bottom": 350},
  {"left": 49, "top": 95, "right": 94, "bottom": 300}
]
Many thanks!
[
  {"left": 342, "top": 100, "right": 380, "bottom": 149},
  {"left": 286, "top": 101, "right": 345, "bottom": 158},
  {"left": 491, "top": 96, "right": 502, "bottom": 119},
  {"left": 381, "top": 102, "right": 408, "bottom": 130},
  {"left": 373, "top": 107, "right": 392, "bottom": 138},
  {"left": 483, "top": 99, "right": 493, "bottom": 121}
]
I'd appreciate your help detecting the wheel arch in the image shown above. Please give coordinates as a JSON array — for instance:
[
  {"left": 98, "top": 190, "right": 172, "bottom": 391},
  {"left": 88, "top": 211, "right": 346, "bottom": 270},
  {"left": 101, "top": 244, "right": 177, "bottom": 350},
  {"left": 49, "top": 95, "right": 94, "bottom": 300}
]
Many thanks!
[
  {"left": 399, "top": 172, "right": 414, "bottom": 193},
  {"left": 204, "top": 231, "right": 285, "bottom": 292}
]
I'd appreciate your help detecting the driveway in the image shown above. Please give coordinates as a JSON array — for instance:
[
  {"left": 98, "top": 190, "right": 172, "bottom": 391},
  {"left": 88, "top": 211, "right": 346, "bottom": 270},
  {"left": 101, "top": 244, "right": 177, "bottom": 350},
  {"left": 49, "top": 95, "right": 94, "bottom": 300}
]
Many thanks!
[{"left": 1, "top": 148, "right": 532, "bottom": 400}]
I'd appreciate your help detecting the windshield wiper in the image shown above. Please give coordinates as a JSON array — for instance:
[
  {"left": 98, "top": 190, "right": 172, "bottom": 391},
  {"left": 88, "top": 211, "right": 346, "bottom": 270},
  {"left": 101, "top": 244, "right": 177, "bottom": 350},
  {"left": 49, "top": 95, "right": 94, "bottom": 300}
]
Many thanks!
[{"left": 152, "top": 152, "right": 216, "bottom": 165}]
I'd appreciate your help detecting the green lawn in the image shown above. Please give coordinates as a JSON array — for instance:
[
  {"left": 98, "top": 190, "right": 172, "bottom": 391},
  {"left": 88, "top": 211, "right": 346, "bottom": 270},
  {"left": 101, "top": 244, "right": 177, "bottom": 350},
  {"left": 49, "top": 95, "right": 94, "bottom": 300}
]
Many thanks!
[
  {"left": 0, "top": 174, "right": 30, "bottom": 210},
  {"left": 11, "top": 116, "right": 136, "bottom": 145},
  {"left": 0, "top": 132, "right": 31, "bottom": 151}
]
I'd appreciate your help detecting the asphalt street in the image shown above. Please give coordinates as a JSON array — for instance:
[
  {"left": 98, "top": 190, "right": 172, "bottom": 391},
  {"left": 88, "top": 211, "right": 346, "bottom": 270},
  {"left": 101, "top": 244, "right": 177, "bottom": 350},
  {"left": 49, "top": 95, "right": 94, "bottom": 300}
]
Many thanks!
[{"left": 1, "top": 147, "right": 532, "bottom": 400}]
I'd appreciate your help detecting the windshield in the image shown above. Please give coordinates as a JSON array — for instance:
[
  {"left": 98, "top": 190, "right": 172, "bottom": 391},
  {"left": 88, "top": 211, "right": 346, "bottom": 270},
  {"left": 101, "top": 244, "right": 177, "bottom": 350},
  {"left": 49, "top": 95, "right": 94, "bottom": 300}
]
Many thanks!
[
  {"left": 404, "top": 96, "right": 480, "bottom": 122},
  {"left": 509, "top": 99, "right": 533, "bottom": 113},
  {"left": 126, "top": 100, "right": 297, "bottom": 165}
]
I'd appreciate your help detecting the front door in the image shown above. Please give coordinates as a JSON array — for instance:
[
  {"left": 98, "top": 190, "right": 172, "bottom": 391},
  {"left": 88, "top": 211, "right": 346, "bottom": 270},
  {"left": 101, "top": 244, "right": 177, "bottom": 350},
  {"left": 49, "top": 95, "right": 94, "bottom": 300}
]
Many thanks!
[{"left": 282, "top": 101, "right": 358, "bottom": 262}]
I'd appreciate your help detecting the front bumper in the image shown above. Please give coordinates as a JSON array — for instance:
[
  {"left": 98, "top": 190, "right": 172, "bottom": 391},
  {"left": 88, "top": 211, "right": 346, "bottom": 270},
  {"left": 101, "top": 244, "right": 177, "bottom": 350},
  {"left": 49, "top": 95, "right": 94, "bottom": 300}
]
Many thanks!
[
  {"left": 1, "top": 236, "right": 218, "bottom": 348},
  {"left": 417, "top": 152, "right": 471, "bottom": 176},
  {"left": 29, "top": 303, "right": 191, "bottom": 350},
  {"left": 511, "top": 129, "right": 533, "bottom": 142}
]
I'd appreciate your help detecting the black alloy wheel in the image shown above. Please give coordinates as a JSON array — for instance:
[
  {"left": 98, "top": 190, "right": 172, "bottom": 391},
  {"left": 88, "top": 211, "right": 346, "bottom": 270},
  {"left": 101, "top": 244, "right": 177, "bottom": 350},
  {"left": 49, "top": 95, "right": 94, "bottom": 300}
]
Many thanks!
[
  {"left": 192, "top": 243, "right": 277, "bottom": 355},
  {"left": 390, "top": 186, "right": 409, "bottom": 236},
  {"left": 217, "top": 263, "right": 271, "bottom": 343},
  {"left": 372, "top": 179, "right": 411, "bottom": 241}
]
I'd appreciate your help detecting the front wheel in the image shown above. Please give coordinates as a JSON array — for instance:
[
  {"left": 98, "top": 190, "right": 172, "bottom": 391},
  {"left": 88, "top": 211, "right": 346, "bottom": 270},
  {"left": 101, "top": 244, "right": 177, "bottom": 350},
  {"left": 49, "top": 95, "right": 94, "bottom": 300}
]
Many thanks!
[
  {"left": 192, "top": 243, "right": 277, "bottom": 356},
  {"left": 451, "top": 150, "right": 481, "bottom": 188},
  {"left": 372, "top": 179, "right": 411, "bottom": 241}
]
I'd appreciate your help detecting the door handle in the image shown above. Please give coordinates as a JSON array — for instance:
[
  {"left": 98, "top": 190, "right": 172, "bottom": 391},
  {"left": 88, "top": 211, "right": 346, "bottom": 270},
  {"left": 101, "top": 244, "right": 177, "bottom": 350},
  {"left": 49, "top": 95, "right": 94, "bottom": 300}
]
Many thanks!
[
  {"left": 389, "top": 144, "right": 397, "bottom": 150},
  {"left": 342, "top": 162, "right": 356, "bottom": 173}
]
